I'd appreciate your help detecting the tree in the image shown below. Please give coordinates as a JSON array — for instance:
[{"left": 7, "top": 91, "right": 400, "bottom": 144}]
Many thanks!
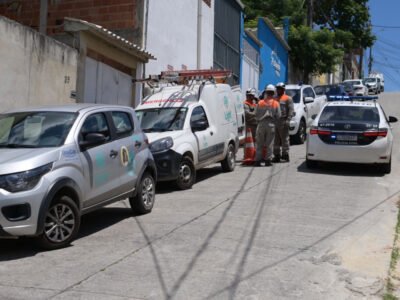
[
  {"left": 289, "top": 26, "right": 344, "bottom": 82},
  {"left": 313, "top": 0, "right": 375, "bottom": 50},
  {"left": 242, "top": 0, "right": 375, "bottom": 82}
]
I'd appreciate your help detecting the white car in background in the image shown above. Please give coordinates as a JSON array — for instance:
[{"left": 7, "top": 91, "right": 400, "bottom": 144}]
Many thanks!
[
  {"left": 343, "top": 79, "right": 367, "bottom": 96},
  {"left": 306, "top": 96, "right": 398, "bottom": 173},
  {"left": 285, "top": 84, "right": 327, "bottom": 144}
]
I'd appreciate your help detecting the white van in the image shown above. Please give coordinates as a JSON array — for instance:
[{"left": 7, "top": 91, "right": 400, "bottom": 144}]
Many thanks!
[{"left": 135, "top": 82, "right": 241, "bottom": 189}]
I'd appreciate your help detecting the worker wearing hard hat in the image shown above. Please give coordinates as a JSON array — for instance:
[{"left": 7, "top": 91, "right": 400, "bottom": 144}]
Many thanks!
[
  {"left": 273, "top": 82, "right": 294, "bottom": 162},
  {"left": 244, "top": 88, "right": 258, "bottom": 140},
  {"left": 255, "top": 84, "right": 281, "bottom": 166}
]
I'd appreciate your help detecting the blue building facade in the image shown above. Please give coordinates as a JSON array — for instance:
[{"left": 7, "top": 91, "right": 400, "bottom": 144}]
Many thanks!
[{"left": 257, "top": 18, "right": 290, "bottom": 91}]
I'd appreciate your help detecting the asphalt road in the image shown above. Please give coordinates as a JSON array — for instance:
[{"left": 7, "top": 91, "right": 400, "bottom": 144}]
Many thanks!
[{"left": 1, "top": 93, "right": 400, "bottom": 300}]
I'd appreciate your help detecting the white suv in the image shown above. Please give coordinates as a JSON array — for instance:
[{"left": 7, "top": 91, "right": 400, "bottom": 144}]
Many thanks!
[{"left": 285, "top": 84, "right": 327, "bottom": 144}]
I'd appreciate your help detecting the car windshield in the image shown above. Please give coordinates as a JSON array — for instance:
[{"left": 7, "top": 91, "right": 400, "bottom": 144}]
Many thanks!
[
  {"left": 364, "top": 78, "right": 377, "bottom": 83},
  {"left": 136, "top": 108, "right": 188, "bottom": 132},
  {"left": 0, "top": 111, "right": 77, "bottom": 148},
  {"left": 314, "top": 86, "right": 327, "bottom": 96},
  {"left": 285, "top": 89, "right": 301, "bottom": 103},
  {"left": 319, "top": 106, "right": 380, "bottom": 123}
]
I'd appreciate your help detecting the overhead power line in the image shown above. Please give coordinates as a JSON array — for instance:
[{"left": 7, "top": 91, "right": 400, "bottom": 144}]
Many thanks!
[{"left": 372, "top": 24, "right": 400, "bottom": 29}]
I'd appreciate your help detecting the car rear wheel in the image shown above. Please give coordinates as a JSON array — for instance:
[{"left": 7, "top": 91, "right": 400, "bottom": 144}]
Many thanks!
[
  {"left": 38, "top": 195, "right": 80, "bottom": 250},
  {"left": 292, "top": 120, "right": 306, "bottom": 144},
  {"left": 381, "top": 159, "right": 391, "bottom": 174},
  {"left": 130, "top": 172, "right": 155, "bottom": 214},
  {"left": 176, "top": 156, "right": 196, "bottom": 190},
  {"left": 221, "top": 143, "right": 236, "bottom": 172}
]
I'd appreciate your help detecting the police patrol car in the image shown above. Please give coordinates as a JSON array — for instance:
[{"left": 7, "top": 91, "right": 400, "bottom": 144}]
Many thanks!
[{"left": 306, "top": 95, "right": 398, "bottom": 173}]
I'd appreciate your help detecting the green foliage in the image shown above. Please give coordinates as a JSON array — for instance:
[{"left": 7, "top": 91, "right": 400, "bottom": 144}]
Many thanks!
[
  {"left": 289, "top": 26, "right": 343, "bottom": 81},
  {"left": 242, "top": 0, "right": 375, "bottom": 82},
  {"left": 314, "top": 0, "right": 375, "bottom": 50},
  {"left": 242, "top": 0, "right": 305, "bottom": 27}
]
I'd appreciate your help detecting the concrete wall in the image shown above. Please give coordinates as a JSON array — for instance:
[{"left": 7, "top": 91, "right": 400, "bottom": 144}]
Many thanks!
[
  {"left": 145, "top": 0, "right": 214, "bottom": 75},
  {"left": 0, "top": 16, "right": 77, "bottom": 112}
]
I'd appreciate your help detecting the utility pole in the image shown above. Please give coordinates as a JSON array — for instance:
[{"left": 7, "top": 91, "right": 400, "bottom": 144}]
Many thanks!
[
  {"left": 368, "top": 46, "right": 373, "bottom": 75},
  {"left": 39, "top": 0, "right": 48, "bottom": 35},
  {"left": 307, "top": 0, "right": 313, "bottom": 27}
]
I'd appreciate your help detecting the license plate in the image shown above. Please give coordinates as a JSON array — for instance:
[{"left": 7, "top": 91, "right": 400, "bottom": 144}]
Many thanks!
[{"left": 336, "top": 134, "right": 357, "bottom": 141}]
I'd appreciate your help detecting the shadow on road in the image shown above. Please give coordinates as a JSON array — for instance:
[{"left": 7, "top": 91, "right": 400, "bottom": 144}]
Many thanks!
[
  {"left": 156, "top": 165, "right": 229, "bottom": 194},
  {"left": 0, "top": 207, "right": 134, "bottom": 261},
  {"left": 297, "top": 161, "right": 385, "bottom": 177}
]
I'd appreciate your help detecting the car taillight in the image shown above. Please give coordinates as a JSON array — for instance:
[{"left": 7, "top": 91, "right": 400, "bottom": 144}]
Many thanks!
[
  {"left": 363, "top": 128, "right": 388, "bottom": 137},
  {"left": 310, "top": 127, "right": 331, "bottom": 135}
]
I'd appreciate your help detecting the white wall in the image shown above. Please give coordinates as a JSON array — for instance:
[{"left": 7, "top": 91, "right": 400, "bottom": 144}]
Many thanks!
[
  {"left": 145, "top": 0, "right": 214, "bottom": 75},
  {"left": 0, "top": 17, "right": 78, "bottom": 112}
]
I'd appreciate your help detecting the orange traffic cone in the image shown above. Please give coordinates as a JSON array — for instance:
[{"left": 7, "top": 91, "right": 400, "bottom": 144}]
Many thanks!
[{"left": 242, "top": 128, "right": 256, "bottom": 165}]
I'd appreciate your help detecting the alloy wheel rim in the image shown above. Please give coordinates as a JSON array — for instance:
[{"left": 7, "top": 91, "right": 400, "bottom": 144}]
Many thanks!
[
  {"left": 179, "top": 164, "right": 192, "bottom": 183},
  {"left": 44, "top": 203, "right": 75, "bottom": 243},
  {"left": 228, "top": 148, "right": 235, "bottom": 167},
  {"left": 142, "top": 177, "right": 154, "bottom": 207}
]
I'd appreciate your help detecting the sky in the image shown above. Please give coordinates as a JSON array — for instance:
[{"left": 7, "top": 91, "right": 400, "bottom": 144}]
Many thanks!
[{"left": 368, "top": 0, "right": 400, "bottom": 92}]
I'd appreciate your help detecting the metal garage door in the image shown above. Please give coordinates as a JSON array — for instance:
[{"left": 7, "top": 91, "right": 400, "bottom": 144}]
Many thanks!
[{"left": 84, "top": 57, "right": 133, "bottom": 106}]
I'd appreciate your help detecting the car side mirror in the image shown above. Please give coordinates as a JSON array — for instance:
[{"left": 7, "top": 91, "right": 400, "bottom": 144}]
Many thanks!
[
  {"left": 388, "top": 116, "right": 398, "bottom": 123},
  {"left": 191, "top": 119, "right": 208, "bottom": 132},
  {"left": 311, "top": 114, "right": 317, "bottom": 120},
  {"left": 304, "top": 96, "right": 314, "bottom": 104},
  {"left": 79, "top": 133, "right": 107, "bottom": 150}
]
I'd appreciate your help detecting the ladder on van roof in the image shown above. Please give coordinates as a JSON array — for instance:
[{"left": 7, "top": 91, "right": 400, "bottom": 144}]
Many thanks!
[{"left": 133, "top": 69, "right": 232, "bottom": 86}]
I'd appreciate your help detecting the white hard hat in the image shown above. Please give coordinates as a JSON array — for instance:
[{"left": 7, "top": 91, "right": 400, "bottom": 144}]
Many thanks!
[
  {"left": 265, "top": 84, "right": 276, "bottom": 92},
  {"left": 246, "top": 88, "right": 252, "bottom": 94},
  {"left": 276, "top": 82, "right": 285, "bottom": 89}
]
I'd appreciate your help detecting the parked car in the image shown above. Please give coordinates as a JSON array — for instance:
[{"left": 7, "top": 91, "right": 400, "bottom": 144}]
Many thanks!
[
  {"left": 285, "top": 84, "right": 327, "bottom": 144},
  {"left": 363, "top": 77, "right": 380, "bottom": 94},
  {"left": 314, "top": 84, "right": 348, "bottom": 98},
  {"left": 0, "top": 104, "right": 156, "bottom": 249},
  {"left": 369, "top": 72, "right": 385, "bottom": 92},
  {"left": 343, "top": 79, "right": 367, "bottom": 96},
  {"left": 342, "top": 82, "right": 356, "bottom": 96},
  {"left": 306, "top": 96, "right": 397, "bottom": 173},
  {"left": 136, "top": 81, "right": 241, "bottom": 190}
]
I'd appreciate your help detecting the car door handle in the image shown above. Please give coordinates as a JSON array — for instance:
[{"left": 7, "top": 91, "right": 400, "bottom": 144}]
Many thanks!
[
  {"left": 135, "top": 141, "right": 142, "bottom": 147},
  {"left": 210, "top": 131, "right": 214, "bottom": 136},
  {"left": 110, "top": 150, "right": 118, "bottom": 158}
]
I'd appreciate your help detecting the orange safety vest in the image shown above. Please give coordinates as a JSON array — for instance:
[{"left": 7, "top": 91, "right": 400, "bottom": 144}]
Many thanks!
[
  {"left": 258, "top": 97, "right": 280, "bottom": 108},
  {"left": 244, "top": 100, "right": 256, "bottom": 108},
  {"left": 276, "top": 94, "right": 290, "bottom": 102}
]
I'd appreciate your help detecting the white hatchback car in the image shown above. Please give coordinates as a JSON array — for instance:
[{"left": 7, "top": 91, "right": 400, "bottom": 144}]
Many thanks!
[{"left": 306, "top": 96, "right": 398, "bottom": 173}]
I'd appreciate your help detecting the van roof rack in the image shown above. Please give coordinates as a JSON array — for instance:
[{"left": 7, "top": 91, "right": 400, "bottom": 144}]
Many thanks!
[
  {"left": 328, "top": 95, "right": 378, "bottom": 102},
  {"left": 133, "top": 69, "right": 232, "bottom": 85}
]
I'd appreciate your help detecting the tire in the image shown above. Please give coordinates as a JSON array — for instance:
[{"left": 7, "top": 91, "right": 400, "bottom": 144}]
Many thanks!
[
  {"left": 129, "top": 172, "right": 155, "bottom": 214},
  {"left": 38, "top": 195, "right": 80, "bottom": 250},
  {"left": 306, "top": 159, "right": 318, "bottom": 169},
  {"left": 381, "top": 159, "right": 391, "bottom": 174},
  {"left": 221, "top": 143, "right": 236, "bottom": 172},
  {"left": 176, "top": 156, "right": 196, "bottom": 190},
  {"left": 292, "top": 119, "right": 306, "bottom": 144}
]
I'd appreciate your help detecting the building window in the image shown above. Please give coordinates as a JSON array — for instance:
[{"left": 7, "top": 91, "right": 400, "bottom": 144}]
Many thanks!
[{"left": 203, "top": 0, "right": 211, "bottom": 7}]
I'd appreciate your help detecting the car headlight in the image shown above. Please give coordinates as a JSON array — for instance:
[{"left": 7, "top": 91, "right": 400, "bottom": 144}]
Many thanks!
[
  {"left": 149, "top": 137, "right": 174, "bottom": 153},
  {"left": 0, "top": 163, "right": 53, "bottom": 193}
]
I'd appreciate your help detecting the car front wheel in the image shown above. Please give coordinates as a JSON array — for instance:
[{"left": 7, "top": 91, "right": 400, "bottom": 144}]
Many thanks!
[
  {"left": 130, "top": 172, "right": 155, "bottom": 214},
  {"left": 292, "top": 120, "right": 306, "bottom": 144},
  {"left": 176, "top": 156, "right": 196, "bottom": 190},
  {"left": 38, "top": 195, "right": 80, "bottom": 250}
]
